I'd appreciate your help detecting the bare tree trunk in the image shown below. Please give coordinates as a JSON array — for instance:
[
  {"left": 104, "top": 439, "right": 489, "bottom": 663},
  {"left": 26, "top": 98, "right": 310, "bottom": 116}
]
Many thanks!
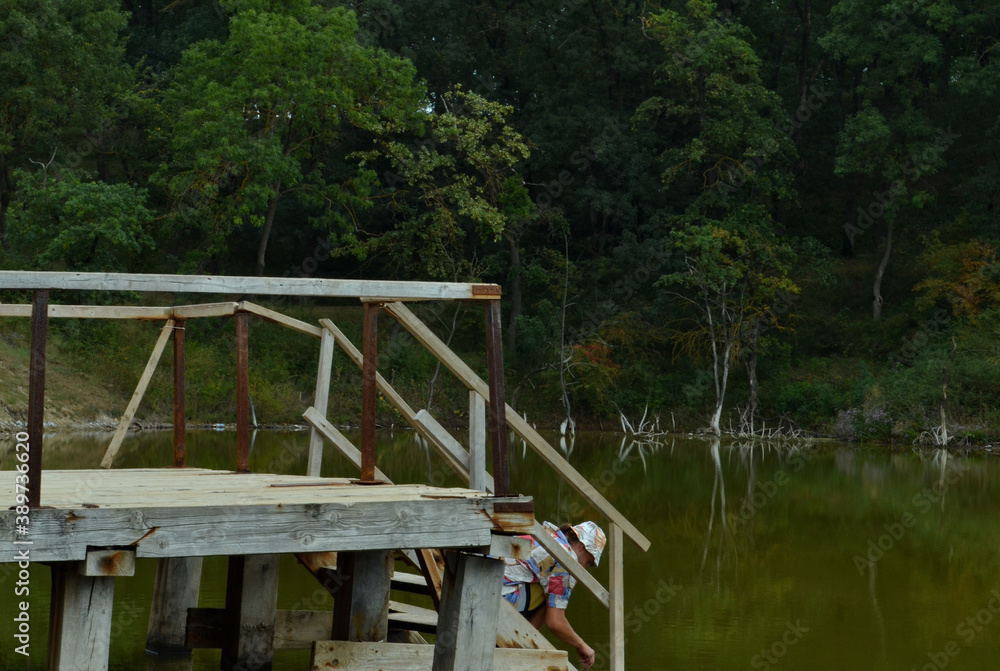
[
  {"left": 872, "top": 221, "right": 893, "bottom": 319},
  {"left": 745, "top": 319, "right": 760, "bottom": 423},
  {"left": 558, "top": 234, "right": 573, "bottom": 431},
  {"left": 255, "top": 181, "right": 282, "bottom": 277},
  {"left": 939, "top": 337, "right": 957, "bottom": 446}
]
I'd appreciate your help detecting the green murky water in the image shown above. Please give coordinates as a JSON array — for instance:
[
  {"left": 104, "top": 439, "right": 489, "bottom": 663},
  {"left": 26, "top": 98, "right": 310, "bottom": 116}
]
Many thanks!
[{"left": 2, "top": 430, "right": 999, "bottom": 670}]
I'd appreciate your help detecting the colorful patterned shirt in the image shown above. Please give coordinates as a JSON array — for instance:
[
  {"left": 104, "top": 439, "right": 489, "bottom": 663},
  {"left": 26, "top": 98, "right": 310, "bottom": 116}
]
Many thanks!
[{"left": 502, "top": 521, "right": 577, "bottom": 610}]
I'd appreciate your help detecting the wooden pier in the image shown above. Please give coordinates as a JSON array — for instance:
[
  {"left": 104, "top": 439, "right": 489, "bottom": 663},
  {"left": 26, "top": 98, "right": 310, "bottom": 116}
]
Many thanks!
[{"left": 0, "top": 271, "right": 649, "bottom": 671}]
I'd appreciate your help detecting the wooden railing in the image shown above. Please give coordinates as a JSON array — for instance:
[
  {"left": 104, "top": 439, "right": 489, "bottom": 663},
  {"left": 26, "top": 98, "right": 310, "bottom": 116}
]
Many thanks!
[{"left": 0, "top": 270, "right": 646, "bottom": 670}]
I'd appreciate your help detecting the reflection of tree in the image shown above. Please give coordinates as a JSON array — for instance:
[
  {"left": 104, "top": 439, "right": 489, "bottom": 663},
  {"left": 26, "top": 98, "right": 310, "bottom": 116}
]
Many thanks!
[
  {"left": 701, "top": 438, "right": 735, "bottom": 574},
  {"left": 866, "top": 558, "right": 892, "bottom": 671}
]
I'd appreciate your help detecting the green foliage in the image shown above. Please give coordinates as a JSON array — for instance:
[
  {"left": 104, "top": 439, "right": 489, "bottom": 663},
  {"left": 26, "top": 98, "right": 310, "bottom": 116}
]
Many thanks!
[{"left": 9, "top": 169, "right": 154, "bottom": 271}]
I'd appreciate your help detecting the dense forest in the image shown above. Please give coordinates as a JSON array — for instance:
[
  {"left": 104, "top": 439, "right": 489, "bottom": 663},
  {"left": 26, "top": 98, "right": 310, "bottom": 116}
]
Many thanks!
[{"left": 2, "top": 0, "right": 1000, "bottom": 443}]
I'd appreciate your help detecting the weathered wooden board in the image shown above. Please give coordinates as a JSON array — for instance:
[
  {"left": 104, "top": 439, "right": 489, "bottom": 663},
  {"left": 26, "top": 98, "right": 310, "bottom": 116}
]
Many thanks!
[
  {"left": 0, "top": 271, "right": 500, "bottom": 301},
  {"left": 307, "top": 329, "right": 336, "bottom": 476},
  {"left": 147, "top": 556, "right": 203, "bottom": 655},
  {"left": 172, "top": 302, "right": 239, "bottom": 319},
  {"left": 0, "top": 470, "right": 532, "bottom": 562},
  {"left": 310, "top": 641, "right": 569, "bottom": 671},
  {"left": 239, "top": 301, "right": 323, "bottom": 337},
  {"left": 78, "top": 548, "right": 135, "bottom": 577},
  {"left": 49, "top": 566, "right": 116, "bottom": 671},
  {"left": 0, "top": 304, "right": 172, "bottom": 319},
  {"left": 608, "top": 522, "right": 626, "bottom": 671}
]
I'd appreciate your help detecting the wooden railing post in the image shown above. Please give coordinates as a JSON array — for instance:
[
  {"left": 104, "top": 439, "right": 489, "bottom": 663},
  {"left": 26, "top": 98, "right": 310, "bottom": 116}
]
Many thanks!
[
  {"left": 468, "top": 391, "right": 487, "bottom": 492},
  {"left": 173, "top": 319, "right": 186, "bottom": 468},
  {"left": 307, "top": 327, "right": 336, "bottom": 477},
  {"left": 27, "top": 289, "right": 48, "bottom": 508},
  {"left": 360, "top": 302, "right": 379, "bottom": 483},
  {"left": 235, "top": 312, "right": 250, "bottom": 473},
  {"left": 484, "top": 300, "right": 509, "bottom": 497},
  {"left": 609, "top": 522, "right": 625, "bottom": 670}
]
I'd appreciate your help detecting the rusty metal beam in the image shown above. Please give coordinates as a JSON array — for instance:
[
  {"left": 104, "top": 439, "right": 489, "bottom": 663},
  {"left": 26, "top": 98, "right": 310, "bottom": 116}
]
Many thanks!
[
  {"left": 236, "top": 313, "right": 250, "bottom": 473},
  {"left": 360, "top": 303, "right": 379, "bottom": 483},
  {"left": 173, "top": 320, "right": 186, "bottom": 468},
  {"left": 27, "top": 289, "right": 48, "bottom": 508},
  {"left": 484, "top": 300, "right": 510, "bottom": 497}
]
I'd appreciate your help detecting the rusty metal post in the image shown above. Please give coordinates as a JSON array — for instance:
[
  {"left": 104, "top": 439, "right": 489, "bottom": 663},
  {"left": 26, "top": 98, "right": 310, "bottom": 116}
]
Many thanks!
[
  {"left": 173, "top": 319, "right": 186, "bottom": 468},
  {"left": 27, "top": 289, "right": 48, "bottom": 508},
  {"left": 484, "top": 299, "right": 510, "bottom": 497},
  {"left": 236, "top": 312, "right": 250, "bottom": 473},
  {"left": 360, "top": 302, "right": 379, "bottom": 482}
]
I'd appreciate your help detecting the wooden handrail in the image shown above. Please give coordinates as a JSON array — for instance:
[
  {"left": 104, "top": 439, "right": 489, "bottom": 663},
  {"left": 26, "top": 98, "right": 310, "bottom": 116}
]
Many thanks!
[{"left": 384, "top": 302, "right": 651, "bottom": 553}]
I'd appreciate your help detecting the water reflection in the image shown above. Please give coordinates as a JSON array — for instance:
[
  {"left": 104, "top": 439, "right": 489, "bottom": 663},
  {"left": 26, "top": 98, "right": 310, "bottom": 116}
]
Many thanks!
[{"left": 2, "top": 431, "right": 999, "bottom": 671}]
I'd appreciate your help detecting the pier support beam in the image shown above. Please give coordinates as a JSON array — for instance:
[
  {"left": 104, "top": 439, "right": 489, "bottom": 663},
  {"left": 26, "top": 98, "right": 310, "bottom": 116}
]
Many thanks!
[
  {"left": 432, "top": 551, "right": 503, "bottom": 671},
  {"left": 331, "top": 550, "right": 393, "bottom": 642},
  {"left": 146, "top": 557, "right": 203, "bottom": 655},
  {"left": 468, "top": 391, "right": 487, "bottom": 492},
  {"left": 48, "top": 564, "right": 115, "bottom": 671},
  {"left": 221, "top": 554, "right": 279, "bottom": 671}
]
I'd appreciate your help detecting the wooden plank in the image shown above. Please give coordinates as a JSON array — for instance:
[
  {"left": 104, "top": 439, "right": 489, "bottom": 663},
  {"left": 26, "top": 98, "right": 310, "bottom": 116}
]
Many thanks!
[
  {"left": 275, "top": 610, "right": 332, "bottom": 650},
  {"left": 311, "top": 642, "right": 569, "bottom": 671},
  {"left": 100, "top": 319, "right": 176, "bottom": 469},
  {"left": 147, "top": 557, "right": 203, "bottom": 655},
  {"left": 239, "top": 301, "right": 323, "bottom": 337},
  {"left": 78, "top": 548, "right": 135, "bottom": 577},
  {"left": 0, "top": 304, "right": 172, "bottom": 319},
  {"left": 433, "top": 551, "right": 504, "bottom": 671},
  {"left": 0, "top": 270, "right": 500, "bottom": 300},
  {"left": 49, "top": 565, "right": 116, "bottom": 671},
  {"left": 303, "top": 407, "right": 390, "bottom": 481},
  {"left": 308, "top": 330, "right": 335, "bottom": 477},
  {"left": 235, "top": 312, "right": 250, "bottom": 472},
  {"left": 0, "top": 498, "right": 513, "bottom": 562},
  {"left": 385, "top": 302, "right": 652, "bottom": 553},
  {"left": 221, "top": 554, "right": 280, "bottom": 671},
  {"left": 469, "top": 391, "right": 488, "bottom": 492},
  {"left": 608, "top": 522, "right": 625, "bottom": 671},
  {"left": 27, "top": 289, "right": 47, "bottom": 507},
  {"left": 531, "top": 520, "right": 610, "bottom": 609},
  {"left": 172, "top": 302, "right": 239, "bottom": 319},
  {"left": 173, "top": 319, "right": 187, "bottom": 467},
  {"left": 331, "top": 549, "right": 393, "bottom": 642}
]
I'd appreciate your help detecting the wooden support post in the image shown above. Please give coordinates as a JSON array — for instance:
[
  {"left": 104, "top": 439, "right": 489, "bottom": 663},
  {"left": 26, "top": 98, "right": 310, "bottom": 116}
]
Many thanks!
[
  {"left": 307, "top": 328, "right": 335, "bottom": 477},
  {"left": 236, "top": 312, "right": 251, "bottom": 473},
  {"left": 609, "top": 523, "right": 625, "bottom": 671},
  {"left": 146, "top": 557, "right": 203, "bottom": 655},
  {"left": 221, "top": 554, "right": 280, "bottom": 671},
  {"left": 360, "top": 303, "right": 379, "bottom": 483},
  {"left": 173, "top": 320, "right": 186, "bottom": 468},
  {"left": 432, "top": 551, "right": 504, "bottom": 671},
  {"left": 484, "top": 300, "right": 509, "bottom": 496},
  {"left": 100, "top": 319, "right": 176, "bottom": 469},
  {"left": 468, "top": 390, "right": 487, "bottom": 492},
  {"left": 27, "top": 289, "right": 48, "bottom": 508},
  {"left": 48, "top": 564, "right": 116, "bottom": 671},
  {"left": 331, "top": 550, "right": 393, "bottom": 642}
]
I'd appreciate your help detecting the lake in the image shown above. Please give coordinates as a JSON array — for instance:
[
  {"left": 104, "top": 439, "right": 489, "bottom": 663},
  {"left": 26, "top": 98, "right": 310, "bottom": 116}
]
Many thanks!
[{"left": 2, "top": 430, "right": 999, "bottom": 670}]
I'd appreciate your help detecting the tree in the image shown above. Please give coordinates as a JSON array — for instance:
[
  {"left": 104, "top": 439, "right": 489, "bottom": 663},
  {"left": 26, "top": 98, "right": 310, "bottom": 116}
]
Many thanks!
[
  {"left": 160, "top": 0, "right": 423, "bottom": 275},
  {"left": 644, "top": 0, "right": 800, "bottom": 432},
  {"left": 0, "top": 0, "right": 131, "bottom": 251},
  {"left": 342, "top": 87, "right": 530, "bottom": 280},
  {"left": 9, "top": 168, "right": 154, "bottom": 271}
]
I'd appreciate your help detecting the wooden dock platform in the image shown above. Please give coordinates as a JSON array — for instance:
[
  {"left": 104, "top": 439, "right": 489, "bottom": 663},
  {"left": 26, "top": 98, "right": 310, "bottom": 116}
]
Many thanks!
[{"left": 0, "top": 469, "right": 533, "bottom": 562}]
